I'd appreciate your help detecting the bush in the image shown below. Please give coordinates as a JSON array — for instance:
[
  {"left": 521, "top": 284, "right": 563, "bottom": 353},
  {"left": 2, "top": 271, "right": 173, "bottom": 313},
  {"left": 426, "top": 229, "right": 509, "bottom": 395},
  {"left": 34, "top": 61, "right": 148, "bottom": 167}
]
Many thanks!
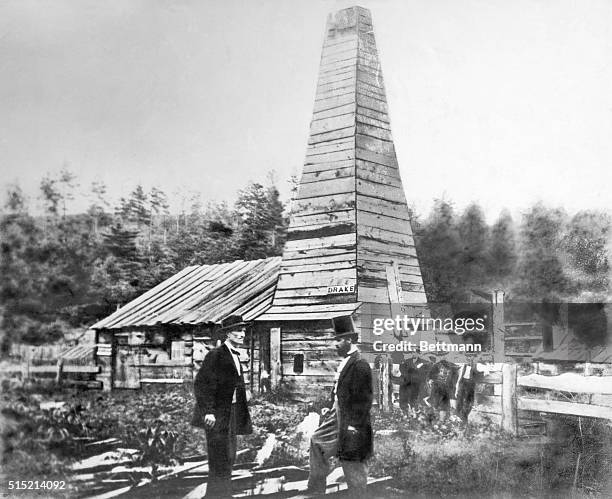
[
  {"left": 1, "top": 391, "right": 88, "bottom": 486},
  {"left": 129, "top": 422, "right": 181, "bottom": 476},
  {"left": 21, "top": 319, "right": 71, "bottom": 345}
]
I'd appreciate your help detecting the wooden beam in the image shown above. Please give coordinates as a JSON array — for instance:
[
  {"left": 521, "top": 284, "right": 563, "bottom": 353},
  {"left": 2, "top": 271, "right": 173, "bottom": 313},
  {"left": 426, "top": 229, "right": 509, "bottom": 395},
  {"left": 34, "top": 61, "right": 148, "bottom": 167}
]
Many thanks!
[
  {"left": 518, "top": 398, "right": 612, "bottom": 420},
  {"left": 140, "top": 378, "right": 183, "bottom": 384},
  {"left": 270, "top": 327, "right": 282, "bottom": 389},
  {"left": 518, "top": 373, "right": 612, "bottom": 394},
  {"left": 63, "top": 365, "right": 101, "bottom": 373},
  {"left": 313, "top": 104, "right": 356, "bottom": 122},
  {"left": 492, "top": 291, "right": 505, "bottom": 362},
  {"left": 501, "top": 364, "right": 518, "bottom": 435},
  {"left": 381, "top": 357, "right": 390, "bottom": 412},
  {"left": 479, "top": 373, "right": 503, "bottom": 384}
]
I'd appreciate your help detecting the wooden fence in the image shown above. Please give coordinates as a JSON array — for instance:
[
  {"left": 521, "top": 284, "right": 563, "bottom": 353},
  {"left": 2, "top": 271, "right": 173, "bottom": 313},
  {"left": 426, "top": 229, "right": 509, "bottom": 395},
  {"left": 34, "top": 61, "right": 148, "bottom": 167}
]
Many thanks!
[
  {"left": 374, "top": 360, "right": 612, "bottom": 435},
  {"left": 3, "top": 343, "right": 100, "bottom": 389},
  {"left": 1, "top": 361, "right": 102, "bottom": 389},
  {"left": 473, "top": 363, "right": 612, "bottom": 435}
]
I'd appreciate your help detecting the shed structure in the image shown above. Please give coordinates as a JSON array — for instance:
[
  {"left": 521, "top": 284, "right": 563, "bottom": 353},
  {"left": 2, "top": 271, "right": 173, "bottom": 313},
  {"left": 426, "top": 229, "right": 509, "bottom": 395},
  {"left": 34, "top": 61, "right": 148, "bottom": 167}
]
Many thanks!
[{"left": 90, "top": 258, "right": 281, "bottom": 390}]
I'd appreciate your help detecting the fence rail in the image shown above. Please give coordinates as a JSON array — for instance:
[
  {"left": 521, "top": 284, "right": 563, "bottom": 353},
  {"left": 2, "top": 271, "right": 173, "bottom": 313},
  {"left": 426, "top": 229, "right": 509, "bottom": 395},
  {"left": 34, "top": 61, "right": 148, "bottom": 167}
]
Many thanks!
[
  {"left": 25, "top": 365, "right": 101, "bottom": 374},
  {"left": 1, "top": 358, "right": 100, "bottom": 389},
  {"left": 473, "top": 364, "right": 612, "bottom": 434},
  {"left": 9, "top": 343, "right": 96, "bottom": 364}
]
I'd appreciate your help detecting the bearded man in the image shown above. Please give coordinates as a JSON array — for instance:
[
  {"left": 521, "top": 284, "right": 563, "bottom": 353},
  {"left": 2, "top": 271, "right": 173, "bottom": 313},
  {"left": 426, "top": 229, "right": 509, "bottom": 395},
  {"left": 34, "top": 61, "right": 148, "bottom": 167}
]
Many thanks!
[{"left": 307, "top": 331, "right": 373, "bottom": 496}]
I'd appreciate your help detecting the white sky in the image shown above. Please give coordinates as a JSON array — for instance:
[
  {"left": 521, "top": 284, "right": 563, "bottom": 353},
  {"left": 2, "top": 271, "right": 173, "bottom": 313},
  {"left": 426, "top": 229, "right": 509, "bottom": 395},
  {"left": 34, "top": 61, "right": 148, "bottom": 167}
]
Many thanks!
[{"left": 1, "top": 0, "right": 611, "bottom": 221}]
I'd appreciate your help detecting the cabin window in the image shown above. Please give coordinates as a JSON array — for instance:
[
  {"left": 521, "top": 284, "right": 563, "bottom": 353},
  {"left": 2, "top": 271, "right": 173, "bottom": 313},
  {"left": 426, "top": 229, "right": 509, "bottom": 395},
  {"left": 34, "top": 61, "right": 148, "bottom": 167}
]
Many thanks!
[
  {"left": 293, "top": 353, "right": 304, "bottom": 374},
  {"left": 171, "top": 340, "right": 185, "bottom": 360},
  {"left": 139, "top": 331, "right": 184, "bottom": 364}
]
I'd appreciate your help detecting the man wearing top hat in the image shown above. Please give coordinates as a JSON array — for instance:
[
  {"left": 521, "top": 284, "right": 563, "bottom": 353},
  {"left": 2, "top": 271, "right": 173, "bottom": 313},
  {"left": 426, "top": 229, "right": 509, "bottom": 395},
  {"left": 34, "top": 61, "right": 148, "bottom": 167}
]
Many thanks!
[
  {"left": 307, "top": 330, "right": 373, "bottom": 495},
  {"left": 192, "top": 314, "right": 252, "bottom": 498}
]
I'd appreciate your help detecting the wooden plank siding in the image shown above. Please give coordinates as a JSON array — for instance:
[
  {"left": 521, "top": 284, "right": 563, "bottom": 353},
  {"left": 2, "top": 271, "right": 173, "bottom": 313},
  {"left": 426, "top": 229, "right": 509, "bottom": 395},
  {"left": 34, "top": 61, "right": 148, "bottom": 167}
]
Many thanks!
[{"left": 263, "top": 320, "right": 342, "bottom": 397}]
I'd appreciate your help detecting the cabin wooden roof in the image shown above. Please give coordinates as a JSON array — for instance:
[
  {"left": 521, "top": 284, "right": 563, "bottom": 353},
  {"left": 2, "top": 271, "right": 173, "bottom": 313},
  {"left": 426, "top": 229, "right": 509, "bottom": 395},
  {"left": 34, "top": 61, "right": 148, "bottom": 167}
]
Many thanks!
[
  {"left": 256, "top": 302, "right": 362, "bottom": 322},
  {"left": 90, "top": 257, "right": 281, "bottom": 330}
]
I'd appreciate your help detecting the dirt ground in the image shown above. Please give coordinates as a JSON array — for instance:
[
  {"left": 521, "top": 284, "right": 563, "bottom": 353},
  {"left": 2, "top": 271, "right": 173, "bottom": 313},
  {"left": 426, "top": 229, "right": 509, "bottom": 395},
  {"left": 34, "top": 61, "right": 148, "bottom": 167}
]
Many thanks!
[{"left": 2, "top": 384, "right": 611, "bottom": 498}]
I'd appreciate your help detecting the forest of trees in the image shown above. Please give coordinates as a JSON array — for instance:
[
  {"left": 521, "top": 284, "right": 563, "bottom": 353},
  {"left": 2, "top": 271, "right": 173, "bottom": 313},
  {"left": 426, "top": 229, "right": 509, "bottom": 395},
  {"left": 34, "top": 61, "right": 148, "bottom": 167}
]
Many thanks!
[
  {"left": 0, "top": 170, "right": 287, "bottom": 351},
  {"left": 415, "top": 200, "right": 610, "bottom": 304},
  {"left": 1, "top": 169, "right": 610, "bottom": 351}
]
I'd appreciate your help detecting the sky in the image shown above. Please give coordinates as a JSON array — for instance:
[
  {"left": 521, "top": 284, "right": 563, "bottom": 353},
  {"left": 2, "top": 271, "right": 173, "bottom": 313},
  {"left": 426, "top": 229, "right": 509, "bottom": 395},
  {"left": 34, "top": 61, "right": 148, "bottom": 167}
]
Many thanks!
[{"left": 1, "top": 0, "right": 611, "bottom": 221}]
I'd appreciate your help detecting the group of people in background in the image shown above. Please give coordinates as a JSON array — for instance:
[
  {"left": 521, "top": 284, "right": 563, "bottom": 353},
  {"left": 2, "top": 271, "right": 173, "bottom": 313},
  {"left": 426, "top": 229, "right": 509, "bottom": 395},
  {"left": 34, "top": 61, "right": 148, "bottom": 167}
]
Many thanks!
[{"left": 191, "top": 315, "right": 373, "bottom": 498}]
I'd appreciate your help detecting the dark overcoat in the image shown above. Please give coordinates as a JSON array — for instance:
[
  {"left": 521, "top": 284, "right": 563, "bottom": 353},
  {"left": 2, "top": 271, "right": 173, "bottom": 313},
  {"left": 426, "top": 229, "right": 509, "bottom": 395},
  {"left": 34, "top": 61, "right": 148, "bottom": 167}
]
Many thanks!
[
  {"left": 391, "top": 357, "right": 434, "bottom": 408},
  {"left": 191, "top": 344, "right": 252, "bottom": 434},
  {"left": 335, "top": 353, "right": 373, "bottom": 461}
]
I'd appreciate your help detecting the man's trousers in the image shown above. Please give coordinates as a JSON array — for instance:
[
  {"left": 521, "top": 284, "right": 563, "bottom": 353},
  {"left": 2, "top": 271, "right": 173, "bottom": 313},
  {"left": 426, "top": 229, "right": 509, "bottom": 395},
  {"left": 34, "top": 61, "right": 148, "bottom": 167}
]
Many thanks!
[
  {"left": 307, "top": 407, "right": 368, "bottom": 495},
  {"left": 204, "top": 406, "right": 237, "bottom": 498}
]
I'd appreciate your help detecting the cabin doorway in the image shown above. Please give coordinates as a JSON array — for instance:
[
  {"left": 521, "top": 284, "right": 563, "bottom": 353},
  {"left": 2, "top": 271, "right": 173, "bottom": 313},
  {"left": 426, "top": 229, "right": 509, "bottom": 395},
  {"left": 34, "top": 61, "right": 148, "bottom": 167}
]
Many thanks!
[{"left": 113, "top": 333, "right": 141, "bottom": 389}]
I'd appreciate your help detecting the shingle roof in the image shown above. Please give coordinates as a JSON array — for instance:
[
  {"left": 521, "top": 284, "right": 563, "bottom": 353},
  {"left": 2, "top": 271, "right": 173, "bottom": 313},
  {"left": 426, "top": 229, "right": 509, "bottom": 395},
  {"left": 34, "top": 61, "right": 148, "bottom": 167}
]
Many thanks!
[{"left": 90, "top": 257, "right": 281, "bottom": 330}]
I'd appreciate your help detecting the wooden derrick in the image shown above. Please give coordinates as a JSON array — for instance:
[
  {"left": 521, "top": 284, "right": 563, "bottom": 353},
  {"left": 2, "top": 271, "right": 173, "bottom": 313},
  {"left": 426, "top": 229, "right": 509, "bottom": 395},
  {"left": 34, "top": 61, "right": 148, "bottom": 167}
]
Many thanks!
[{"left": 256, "top": 6, "right": 427, "bottom": 396}]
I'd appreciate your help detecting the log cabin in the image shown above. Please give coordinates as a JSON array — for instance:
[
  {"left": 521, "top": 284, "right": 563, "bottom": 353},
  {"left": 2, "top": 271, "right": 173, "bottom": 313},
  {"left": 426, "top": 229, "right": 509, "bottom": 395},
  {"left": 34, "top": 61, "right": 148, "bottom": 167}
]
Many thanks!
[{"left": 90, "top": 258, "right": 281, "bottom": 391}]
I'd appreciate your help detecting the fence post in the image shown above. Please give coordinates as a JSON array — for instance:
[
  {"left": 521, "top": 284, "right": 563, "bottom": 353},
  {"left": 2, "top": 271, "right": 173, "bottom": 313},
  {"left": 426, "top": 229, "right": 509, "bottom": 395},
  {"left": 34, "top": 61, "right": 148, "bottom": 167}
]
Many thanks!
[
  {"left": 492, "top": 290, "right": 505, "bottom": 362},
  {"left": 55, "top": 358, "right": 64, "bottom": 386},
  {"left": 501, "top": 363, "right": 518, "bottom": 435},
  {"left": 381, "top": 356, "right": 390, "bottom": 412},
  {"left": 270, "top": 327, "right": 281, "bottom": 390},
  {"left": 22, "top": 347, "right": 32, "bottom": 381}
]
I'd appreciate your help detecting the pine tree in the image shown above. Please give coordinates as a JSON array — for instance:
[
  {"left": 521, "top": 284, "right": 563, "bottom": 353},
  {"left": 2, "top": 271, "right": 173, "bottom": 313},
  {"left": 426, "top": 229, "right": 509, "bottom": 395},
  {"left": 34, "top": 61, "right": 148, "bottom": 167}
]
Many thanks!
[
  {"left": 563, "top": 210, "right": 610, "bottom": 297},
  {"left": 87, "top": 181, "right": 112, "bottom": 234},
  {"left": 102, "top": 223, "right": 140, "bottom": 261},
  {"left": 149, "top": 187, "right": 169, "bottom": 216},
  {"left": 39, "top": 174, "right": 62, "bottom": 216},
  {"left": 458, "top": 203, "right": 489, "bottom": 289},
  {"left": 58, "top": 168, "right": 78, "bottom": 217},
  {"left": 513, "top": 203, "right": 570, "bottom": 301},
  {"left": 127, "top": 185, "right": 150, "bottom": 228},
  {"left": 487, "top": 209, "right": 517, "bottom": 286},
  {"left": 232, "top": 181, "right": 287, "bottom": 260},
  {"left": 3, "top": 183, "right": 27, "bottom": 214},
  {"left": 415, "top": 200, "right": 464, "bottom": 302}
]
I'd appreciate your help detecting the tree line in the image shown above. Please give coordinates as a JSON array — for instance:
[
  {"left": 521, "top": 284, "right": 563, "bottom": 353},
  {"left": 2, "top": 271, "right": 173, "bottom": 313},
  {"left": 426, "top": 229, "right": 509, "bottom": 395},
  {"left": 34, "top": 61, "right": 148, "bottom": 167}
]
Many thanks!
[
  {"left": 415, "top": 200, "right": 609, "bottom": 304},
  {"left": 1, "top": 170, "right": 286, "bottom": 350},
  {"left": 1, "top": 170, "right": 609, "bottom": 350}
]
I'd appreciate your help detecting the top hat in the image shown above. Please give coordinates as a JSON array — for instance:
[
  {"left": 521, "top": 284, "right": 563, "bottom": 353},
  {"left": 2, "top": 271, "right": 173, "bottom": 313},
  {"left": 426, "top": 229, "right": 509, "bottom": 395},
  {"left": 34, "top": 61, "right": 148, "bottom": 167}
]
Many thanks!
[{"left": 219, "top": 314, "right": 247, "bottom": 332}]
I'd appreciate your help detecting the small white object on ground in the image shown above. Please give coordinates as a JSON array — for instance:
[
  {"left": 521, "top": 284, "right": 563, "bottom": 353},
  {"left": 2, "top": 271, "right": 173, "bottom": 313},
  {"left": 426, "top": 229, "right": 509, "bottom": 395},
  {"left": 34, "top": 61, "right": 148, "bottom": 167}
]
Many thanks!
[
  {"left": 295, "top": 411, "right": 320, "bottom": 453},
  {"left": 255, "top": 433, "right": 277, "bottom": 465}
]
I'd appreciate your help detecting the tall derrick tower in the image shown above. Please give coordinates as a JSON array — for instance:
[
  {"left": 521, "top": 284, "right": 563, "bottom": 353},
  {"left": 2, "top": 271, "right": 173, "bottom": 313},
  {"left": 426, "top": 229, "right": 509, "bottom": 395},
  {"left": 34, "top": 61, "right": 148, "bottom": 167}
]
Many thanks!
[{"left": 258, "top": 6, "right": 427, "bottom": 387}]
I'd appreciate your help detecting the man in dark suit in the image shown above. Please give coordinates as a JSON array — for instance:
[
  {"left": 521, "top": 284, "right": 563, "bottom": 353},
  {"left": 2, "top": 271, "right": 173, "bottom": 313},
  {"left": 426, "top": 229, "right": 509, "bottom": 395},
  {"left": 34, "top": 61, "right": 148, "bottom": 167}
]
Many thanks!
[
  {"left": 307, "top": 331, "right": 373, "bottom": 495},
  {"left": 391, "top": 356, "right": 434, "bottom": 412},
  {"left": 192, "top": 315, "right": 252, "bottom": 498}
]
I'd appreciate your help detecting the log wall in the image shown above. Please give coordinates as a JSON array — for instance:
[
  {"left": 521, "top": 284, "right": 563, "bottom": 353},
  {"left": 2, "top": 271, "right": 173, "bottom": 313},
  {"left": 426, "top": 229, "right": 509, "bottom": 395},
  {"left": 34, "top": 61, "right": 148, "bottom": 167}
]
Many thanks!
[{"left": 260, "top": 320, "right": 340, "bottom": 400}]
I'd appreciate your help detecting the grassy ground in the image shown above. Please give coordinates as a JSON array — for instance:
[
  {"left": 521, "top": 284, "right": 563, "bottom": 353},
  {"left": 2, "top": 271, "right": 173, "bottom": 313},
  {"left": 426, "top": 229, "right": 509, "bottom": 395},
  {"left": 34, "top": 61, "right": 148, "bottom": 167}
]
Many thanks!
[
  {"left": 2, "top": 383, "right": 611, "bottom": 498},
  {"left": 370, "top": 408, "right": 612, "bottom": 498},
  {"left": 1, "top": 383, "right": 308, "bottom": 497}
]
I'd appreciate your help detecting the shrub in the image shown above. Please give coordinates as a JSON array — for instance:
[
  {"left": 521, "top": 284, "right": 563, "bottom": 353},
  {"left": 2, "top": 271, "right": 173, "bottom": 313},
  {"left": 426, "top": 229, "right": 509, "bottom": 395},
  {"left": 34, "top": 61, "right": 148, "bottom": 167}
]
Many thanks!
[{"left": 129, "top": 422, "right": 181, "bottom": 476}]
